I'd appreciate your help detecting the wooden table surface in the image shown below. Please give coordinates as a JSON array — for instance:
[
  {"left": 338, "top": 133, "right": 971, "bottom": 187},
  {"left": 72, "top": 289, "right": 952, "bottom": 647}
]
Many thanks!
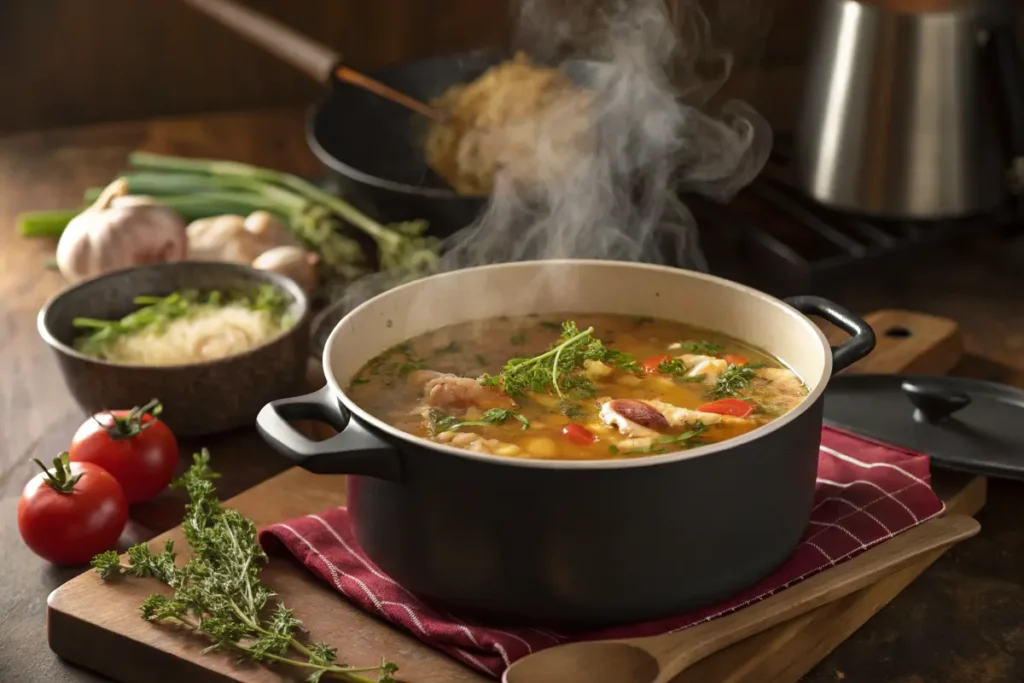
[{"left": 1, "top": 107, "right": 1023, "bottom": 683}]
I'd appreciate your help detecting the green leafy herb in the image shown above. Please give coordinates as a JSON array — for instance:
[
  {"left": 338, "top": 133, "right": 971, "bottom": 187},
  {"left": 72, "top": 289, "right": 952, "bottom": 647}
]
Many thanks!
[
  {"left": 72, "top": 286, "right": 292, "bottom": 359},
  {"left": 482, "top": 322, "right": 640, "bottom": 400},
  {"left": 674, "top": 340, "right": 724, "bottom": 356},
  {"left": 510, "top": 334, "right": 527, "bottom": 346},
  {"left": 559, "top": 401, "right": 586, "bottom": 420},
  {"left": 596, "top": 345, "right": 642, "bottom": 375},
  {"left": 475, "top": 354, "right": 489, "bottom": 366},
  {"left": 539, "top": 321, "right": 562, "bottom": 330},
  {"left": 652, "top": 358, "right": 709, "bottom": 384},
  {"left": 396, "top": 360, "right": 425, "bottom": 377},
  {"left": 90, "top": 450, "right": 396, "bottom": 682},
  {"left": 428, "top": 408, "right": 530, "bottom": 434},
  {"left": 656, "top": 357, "right": 689, "bottom": 377},
  {"left": 709, "top": 364, "right": 757, "bottom": 399},
  {"left": 350, "top": 377, "right": 370, "bottom": 386},
  {"left": 367, "top": 343, "right": 425, "bottom": 380},
  {"left": 617, "top": 422, "right": 709, "bottom": 455}
]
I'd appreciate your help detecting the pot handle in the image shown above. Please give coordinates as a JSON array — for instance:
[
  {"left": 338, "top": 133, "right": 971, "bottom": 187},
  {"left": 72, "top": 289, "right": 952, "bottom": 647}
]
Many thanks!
[
  {"left": 256, "top": 385, "right": 402, "bottom": 480},
  {"left": 785, "top": 296, "right": 876, "bottom": 375}
]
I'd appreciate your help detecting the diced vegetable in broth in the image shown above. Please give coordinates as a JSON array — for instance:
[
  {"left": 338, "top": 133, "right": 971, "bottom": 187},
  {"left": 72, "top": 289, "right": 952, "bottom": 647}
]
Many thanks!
[{"left": 346, "top": 314, "right": 810, "bottom": 461}]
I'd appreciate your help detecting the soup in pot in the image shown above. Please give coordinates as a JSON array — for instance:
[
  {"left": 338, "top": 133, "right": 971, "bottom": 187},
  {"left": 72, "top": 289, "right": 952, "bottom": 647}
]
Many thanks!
[{"left": 346, "top": 314, "right": 809, "bottom": 461}]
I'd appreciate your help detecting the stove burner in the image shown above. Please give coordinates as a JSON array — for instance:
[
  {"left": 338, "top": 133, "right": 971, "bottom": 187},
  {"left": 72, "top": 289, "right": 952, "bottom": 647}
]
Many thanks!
[{"left": 688, "top": 135, "right": 1024, "bottom": 296}]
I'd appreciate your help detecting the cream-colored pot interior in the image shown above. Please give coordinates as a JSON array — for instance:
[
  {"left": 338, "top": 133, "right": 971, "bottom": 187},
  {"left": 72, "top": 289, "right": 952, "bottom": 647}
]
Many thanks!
[{"left": 322, "top": 260, "right": 832, "bottom": 469}]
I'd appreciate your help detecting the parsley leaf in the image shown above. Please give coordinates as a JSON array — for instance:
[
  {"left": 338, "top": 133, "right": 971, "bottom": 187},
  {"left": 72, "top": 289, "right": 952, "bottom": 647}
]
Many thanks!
[
  {"left": 709, "top": 364, "right": 757, "bottom": 399},
  {"left": 674, "top": 340, "right": 724, "bottom": 355},
  {"left": 617, "top": 421, "right": 709, "bottom": 455},
  {"left": 429, "top": 408, "right": 530, "bottom": 434},
  {"left": 481, "top": 321, "right": 640, "bottom": 400}
]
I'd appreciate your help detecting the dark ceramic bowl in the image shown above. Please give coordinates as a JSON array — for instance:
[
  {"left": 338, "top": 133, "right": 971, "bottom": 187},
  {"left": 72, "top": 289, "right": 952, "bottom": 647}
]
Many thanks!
[{"left": 37, "top": 262, "right": 310, "bottom": 437}]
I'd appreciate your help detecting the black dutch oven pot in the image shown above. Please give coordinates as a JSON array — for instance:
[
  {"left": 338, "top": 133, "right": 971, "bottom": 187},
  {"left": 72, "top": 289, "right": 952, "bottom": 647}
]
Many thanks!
[{"left": 256, "top": 260, "right": 875, "bottom": 627}]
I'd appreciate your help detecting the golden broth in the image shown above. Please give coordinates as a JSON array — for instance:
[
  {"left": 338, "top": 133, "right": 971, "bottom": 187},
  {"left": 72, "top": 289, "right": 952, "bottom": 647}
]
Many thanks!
[{"left": 346, "top": 313, "right": 809, "bottom": 461}]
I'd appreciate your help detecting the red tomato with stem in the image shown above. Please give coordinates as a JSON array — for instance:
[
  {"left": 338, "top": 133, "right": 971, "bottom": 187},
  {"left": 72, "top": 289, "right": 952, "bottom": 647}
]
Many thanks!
[
  {"left": 68, "top": 399, "right": 178, "bottom": 504},
  {"left": 641, "top": 354, "right": 673, "bottom": 374},
  {"left": 563, "top": 424, "right": 597, "bottom": 445},
  {"left": 18, "top": 452, "right": 128, "bottom": 565},
  {"left": 697, "top": 398, "right": 755, "bottom": 418}
]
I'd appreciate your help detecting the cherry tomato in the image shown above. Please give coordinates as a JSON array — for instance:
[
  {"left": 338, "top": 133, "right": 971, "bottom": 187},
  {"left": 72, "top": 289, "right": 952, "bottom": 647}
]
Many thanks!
[
  {"left": 724, "top": 354, "right": 749, "bottom": 366},
  {"left": 68, "top": 399, "right": 178, "bottom": 504},
  {"left": 697, "top": 398, "right": 755, "bottom": 418},
  {"left": 562, "top": 424, "right": 597, "bottom": 445},
  {"left": 641, "top": 354, "right": 673, "bottom": 374},
  {"left": 18, "top": 452, "right": 128, "bottom": 565}
]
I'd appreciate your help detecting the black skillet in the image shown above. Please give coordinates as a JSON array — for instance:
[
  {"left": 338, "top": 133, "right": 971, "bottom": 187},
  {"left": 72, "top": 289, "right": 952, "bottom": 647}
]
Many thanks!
[
  {"left": 308, "top": 49, "right": 502, "bottom": 235},
  {"left": 185, "top": 0, "right": 500, "bottom": 236}
]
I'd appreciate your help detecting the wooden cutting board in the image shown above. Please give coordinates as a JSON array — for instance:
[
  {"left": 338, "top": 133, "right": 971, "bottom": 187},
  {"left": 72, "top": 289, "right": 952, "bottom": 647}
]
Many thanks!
[{"left": 47, "top": 309, "right": 985, "bottom": 683}]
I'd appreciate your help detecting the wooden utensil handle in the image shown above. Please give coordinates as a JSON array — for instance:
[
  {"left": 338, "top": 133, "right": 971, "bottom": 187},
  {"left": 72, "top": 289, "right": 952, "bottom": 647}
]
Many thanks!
[
  {"left": 646, "top": 514, "right": 980, "bottom": 681},
  {"left": 334, "top": 66, "right": 447, "bottom": 122},
  {"left": 184, "top": 0, "right": 340, "bottom": 82}
]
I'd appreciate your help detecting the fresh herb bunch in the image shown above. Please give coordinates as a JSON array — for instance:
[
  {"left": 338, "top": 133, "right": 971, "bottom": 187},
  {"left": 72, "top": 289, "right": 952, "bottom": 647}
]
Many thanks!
[
  {"left": 609, "top": 421, "right": 708, "bottom": 455},
  {"left": 481, "top": 321, "right": 640, "bottom": 400},
  {"left": 710, "top": 363, "right": 758, "bottom": 399},
  {"left": 72, "top": 286, "right": 292, "bottom": 358},
  {"left": 428, "top": 407, "right": 530, "bottom": 434},
  {"left": 91, "top": 449, "right": 397, "bottom": 683}
]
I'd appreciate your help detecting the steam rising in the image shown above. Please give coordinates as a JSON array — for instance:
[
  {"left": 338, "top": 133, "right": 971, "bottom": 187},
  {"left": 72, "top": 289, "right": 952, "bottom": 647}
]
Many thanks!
[{"left": 330, "top": 0, "right": 772, "bottom": 325}]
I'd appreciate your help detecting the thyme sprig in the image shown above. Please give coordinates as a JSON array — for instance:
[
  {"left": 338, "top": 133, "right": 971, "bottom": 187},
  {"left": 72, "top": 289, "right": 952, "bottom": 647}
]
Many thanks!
[
  {"left": 481, "top": 322, "right": 640, "bottom": 401},
  {"left": 72, "top": 286, "right": 292, "bottom": 359},
  {"left": 90, "top": 449, "right": 397, "bottom": 683}
]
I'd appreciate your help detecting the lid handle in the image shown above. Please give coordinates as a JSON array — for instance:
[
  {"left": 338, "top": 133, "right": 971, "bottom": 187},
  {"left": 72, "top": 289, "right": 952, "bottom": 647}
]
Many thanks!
[{"left": 901, "top": 380, "right": 971, "bottom": 423}]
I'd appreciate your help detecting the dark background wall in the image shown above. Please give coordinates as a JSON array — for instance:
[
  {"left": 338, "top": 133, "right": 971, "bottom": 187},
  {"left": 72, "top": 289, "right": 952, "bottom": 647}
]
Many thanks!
[{"left": 0, "top": 0, "right": 1019, "bottom": 135}]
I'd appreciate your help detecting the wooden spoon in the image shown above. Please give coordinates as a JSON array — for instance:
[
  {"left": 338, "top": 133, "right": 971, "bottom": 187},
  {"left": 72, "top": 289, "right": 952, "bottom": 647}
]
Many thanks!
[
  {"left": 182, "top": 0, "right": 445, "bottom": 122},
  {"left": 502, "top": 514, "right": 980, "bottom": 683}
]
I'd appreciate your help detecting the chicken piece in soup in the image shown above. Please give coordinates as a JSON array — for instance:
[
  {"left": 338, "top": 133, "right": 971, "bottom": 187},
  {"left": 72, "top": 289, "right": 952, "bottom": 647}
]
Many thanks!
[{"left": 346, "top": 314, "right": 810, "bottom": 461}]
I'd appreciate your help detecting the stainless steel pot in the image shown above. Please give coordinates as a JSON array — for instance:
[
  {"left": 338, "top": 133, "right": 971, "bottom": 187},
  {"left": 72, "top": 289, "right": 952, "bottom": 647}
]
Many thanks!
[
  {"left": 256, "top": 260, "right": 875, "bottom": 626},
  {"left": 794, "top": 0, "right": 1024, "bottom": 220}
]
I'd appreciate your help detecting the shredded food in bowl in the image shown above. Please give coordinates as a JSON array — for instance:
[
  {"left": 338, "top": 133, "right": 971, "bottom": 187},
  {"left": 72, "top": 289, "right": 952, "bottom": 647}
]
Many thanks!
[{"left": 72, "top": 287, "right": 293, "bottom": 366}]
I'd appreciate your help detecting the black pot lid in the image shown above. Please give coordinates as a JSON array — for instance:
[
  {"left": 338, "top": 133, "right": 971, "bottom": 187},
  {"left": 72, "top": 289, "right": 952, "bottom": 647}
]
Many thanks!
[{"left": 823, "top": 374, "right": 1024, "bottom": 481}]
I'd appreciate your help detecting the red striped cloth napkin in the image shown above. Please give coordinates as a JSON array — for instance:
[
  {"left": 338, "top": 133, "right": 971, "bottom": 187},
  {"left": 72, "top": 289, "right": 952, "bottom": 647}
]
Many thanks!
[{"left": 259, "top": 425, "right": 945, "bottom": 678}]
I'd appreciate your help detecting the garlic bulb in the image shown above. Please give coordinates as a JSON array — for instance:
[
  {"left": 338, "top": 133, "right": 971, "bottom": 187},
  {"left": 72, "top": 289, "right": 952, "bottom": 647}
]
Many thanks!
[
  {"left": 186, "top": 215, "right": 264, "bottom": 263},
  {"left": 186, "top": 211, "right": 298, "bottom": 263},
  {"left": 244, "top": 210, "right": 297, "bottom": 249},
  {"left": 55, "top": 179, "right": 188, "bottom": 284},
  {"left": 251, "top": 246, "right": 319, "bottom": 292}
]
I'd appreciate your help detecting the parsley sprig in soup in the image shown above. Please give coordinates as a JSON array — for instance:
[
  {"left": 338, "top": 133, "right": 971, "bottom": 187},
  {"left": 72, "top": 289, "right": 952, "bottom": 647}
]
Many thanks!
[{"left": 346, "top": 314, "right": 809, "bottom": 461}]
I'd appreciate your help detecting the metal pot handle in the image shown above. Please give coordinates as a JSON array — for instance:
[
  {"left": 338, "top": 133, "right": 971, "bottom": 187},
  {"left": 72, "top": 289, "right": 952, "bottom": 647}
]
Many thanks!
[
  {"left": 256, "top": 385, "right": 401, "bottom": 479},
  {"left": 785, "top": 296, "right": 876, "bottom": 375}
]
